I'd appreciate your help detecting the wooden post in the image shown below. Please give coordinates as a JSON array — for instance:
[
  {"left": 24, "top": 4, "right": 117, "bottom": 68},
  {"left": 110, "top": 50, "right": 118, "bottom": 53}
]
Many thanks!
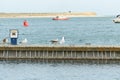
[{"left": 16, "top": 50, "right": 17, "bottom": 58}]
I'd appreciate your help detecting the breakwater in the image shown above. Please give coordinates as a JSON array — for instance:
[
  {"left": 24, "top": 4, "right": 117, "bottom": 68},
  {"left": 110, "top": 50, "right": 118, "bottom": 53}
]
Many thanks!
[{"left": 1, "top": 45, "right": 120, "bottom": 63}]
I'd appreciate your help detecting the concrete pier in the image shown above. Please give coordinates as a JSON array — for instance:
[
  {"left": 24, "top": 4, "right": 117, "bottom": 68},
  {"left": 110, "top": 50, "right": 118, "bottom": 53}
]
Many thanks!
[{"left": 0, "top": 45, "right": 120, "bottom": 63}]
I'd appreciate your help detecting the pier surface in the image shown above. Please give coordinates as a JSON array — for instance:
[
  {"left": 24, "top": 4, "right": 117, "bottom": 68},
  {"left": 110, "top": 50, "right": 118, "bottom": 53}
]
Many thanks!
[{"left": 0, "top": 45, "right": 120, "bottom": 63}]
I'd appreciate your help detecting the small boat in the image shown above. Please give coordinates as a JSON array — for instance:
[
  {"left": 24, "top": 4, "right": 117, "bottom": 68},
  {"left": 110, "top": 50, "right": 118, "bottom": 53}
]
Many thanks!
[
  {"left": 113, "top": 15, "right": 120, "bottom": 23},
  {"left": 52, "top": 16, "right": 69, "bottom": 20}
]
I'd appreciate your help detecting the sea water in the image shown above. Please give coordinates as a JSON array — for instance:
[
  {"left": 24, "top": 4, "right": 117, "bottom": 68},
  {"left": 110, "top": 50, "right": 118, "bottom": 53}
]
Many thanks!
[
  {"left": 0, "top": 62, "right": 120, "bottom": 80},
  {"left": 0, "top": 17, "right": 120, "bottom": 80},
  {"left": 0, "top": 17, "right": 119, "bottom": 45}
]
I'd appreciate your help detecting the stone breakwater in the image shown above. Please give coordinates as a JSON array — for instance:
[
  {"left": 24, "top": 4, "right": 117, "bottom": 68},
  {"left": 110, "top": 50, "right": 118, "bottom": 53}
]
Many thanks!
[
  {"left": 0, "top": 12, "right": 96, "bottom": 18},
  {"left": 0, "top": 45, "right": 120, "bottom": 63}
]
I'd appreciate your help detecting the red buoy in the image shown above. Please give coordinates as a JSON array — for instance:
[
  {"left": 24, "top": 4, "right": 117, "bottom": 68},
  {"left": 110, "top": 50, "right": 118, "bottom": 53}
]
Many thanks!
[{"left": 23, "top": 20, "right": 29, "bottom": 27}]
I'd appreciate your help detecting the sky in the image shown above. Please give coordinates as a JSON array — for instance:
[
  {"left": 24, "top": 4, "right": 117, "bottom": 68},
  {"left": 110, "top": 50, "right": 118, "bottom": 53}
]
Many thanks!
[{"left": 0, "top": 0, "right": 120, "bottom": 16}]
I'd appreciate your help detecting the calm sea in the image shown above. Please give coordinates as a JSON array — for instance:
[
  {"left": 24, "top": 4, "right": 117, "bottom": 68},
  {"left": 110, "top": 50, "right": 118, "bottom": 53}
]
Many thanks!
[
  {"left": 0, "top": 17, "right": 120, "bottom": 80},
  {"left": 0, "top": 17, "right": 119, "bottom": 45},
  {"left": 0, "top": 62, "right": 120, "bottom": 80}
]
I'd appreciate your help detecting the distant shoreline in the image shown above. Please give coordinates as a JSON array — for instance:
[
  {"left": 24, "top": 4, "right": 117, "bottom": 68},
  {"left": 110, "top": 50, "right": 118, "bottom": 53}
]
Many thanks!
[{"left": 0, "top": 12, "right": 96, "bottom": 18}]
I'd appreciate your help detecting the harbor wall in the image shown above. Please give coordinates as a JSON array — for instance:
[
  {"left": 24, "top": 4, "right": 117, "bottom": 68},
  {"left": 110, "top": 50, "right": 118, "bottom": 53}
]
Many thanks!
[{"left": 0, "top": 45, "right": 120, "bottom": 63}]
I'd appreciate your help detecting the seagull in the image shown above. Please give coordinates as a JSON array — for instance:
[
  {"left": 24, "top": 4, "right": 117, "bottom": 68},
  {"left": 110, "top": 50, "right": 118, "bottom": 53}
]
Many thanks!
[
  {"left": 59, "top": 37, "right": 65, "bottom": 44},
  {"left": 2, "top": 38, "right": 8, "bottom": 44},
  {"left": 20, "top": 38, "right": 27, "bottom": 44},
  {"left": 50, "top": 39, "right": 59, "bottom": 44}
]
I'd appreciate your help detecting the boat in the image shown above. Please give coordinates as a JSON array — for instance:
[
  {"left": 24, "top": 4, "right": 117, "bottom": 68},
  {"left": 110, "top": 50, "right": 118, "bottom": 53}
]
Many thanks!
[
  {"left": 113, "top": 18, "right": 120, "bottom": 23},
  {"left": 52, "top": 16, "right": 69, "bottom": 20},
  {"left": 113, "top": 15, "right": 120, "bottom": 23}
]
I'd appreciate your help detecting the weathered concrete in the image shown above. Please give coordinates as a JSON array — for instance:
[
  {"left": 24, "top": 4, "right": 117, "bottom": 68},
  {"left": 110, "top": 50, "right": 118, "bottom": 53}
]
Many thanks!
[{"left": 0, "top": 45, "right": 120, "bottom": 63}]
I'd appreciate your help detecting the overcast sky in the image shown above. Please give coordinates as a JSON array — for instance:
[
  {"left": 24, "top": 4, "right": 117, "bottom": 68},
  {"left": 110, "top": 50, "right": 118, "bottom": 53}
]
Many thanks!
[{"left": 0, "top": 0, "right": 120, "bottom": 16}]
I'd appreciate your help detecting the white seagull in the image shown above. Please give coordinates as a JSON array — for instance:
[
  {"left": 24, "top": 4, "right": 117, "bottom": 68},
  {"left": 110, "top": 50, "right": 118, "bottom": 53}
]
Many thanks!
[
  {"left": 21, "top": 38, "right": 27, "bottom": 44},
  {"left": 59, "top": 37, "right": 65, "bottom": 44}
]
